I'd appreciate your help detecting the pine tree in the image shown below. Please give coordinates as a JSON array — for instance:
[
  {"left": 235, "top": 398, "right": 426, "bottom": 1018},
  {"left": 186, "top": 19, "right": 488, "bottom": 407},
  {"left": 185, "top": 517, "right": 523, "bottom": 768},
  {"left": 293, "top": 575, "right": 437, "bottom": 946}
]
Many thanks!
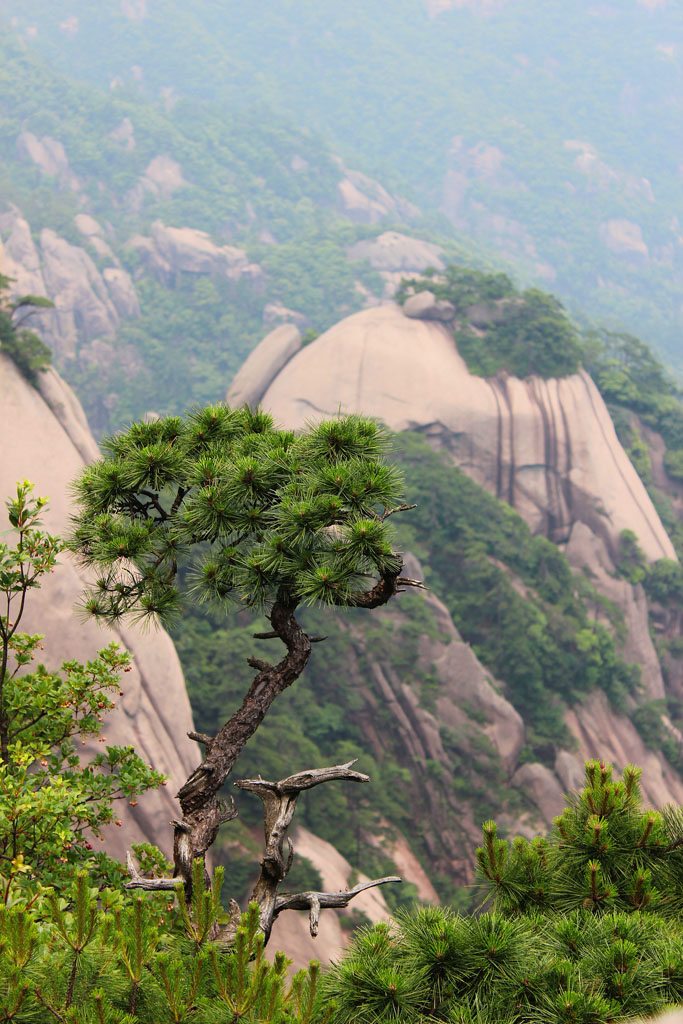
[
  {"left": 0, "top": 861, "right": 331, "bottom": 1023},
  {"left": 69, "top": 408, "right": 420, "bottom": 935},
  {"left": 477, "top": 759, "right": 683, "bottom": 918}
]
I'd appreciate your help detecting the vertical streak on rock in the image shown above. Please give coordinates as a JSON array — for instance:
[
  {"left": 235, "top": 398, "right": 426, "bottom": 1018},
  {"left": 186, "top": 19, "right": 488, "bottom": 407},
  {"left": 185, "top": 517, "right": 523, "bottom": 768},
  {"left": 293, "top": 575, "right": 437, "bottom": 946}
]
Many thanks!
[
  {"left": 545, "top": 378, "right": 568, "bottom": 537},
  {"left": 499, "top": 376, "right": 516, "bottom": 508},
  {"left": 555, "top": 377, "right": 573, "bottom": 519},
  {"left": 578, "top": 372, "right": 666, "bottom": 557},
  {"left": 531, "top": 377, "right": 557, "bottom": 538},
  {"left": 486, "top": 379, "right": 505, "bottom": 501}
]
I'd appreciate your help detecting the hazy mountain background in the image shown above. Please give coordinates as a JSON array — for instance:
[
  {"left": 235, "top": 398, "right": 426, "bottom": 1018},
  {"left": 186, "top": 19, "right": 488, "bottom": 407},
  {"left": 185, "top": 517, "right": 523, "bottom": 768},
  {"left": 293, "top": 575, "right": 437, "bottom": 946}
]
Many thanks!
[
  {"left": 2, "top": 0, "right": 682, "bottom": 369},
  {"left": 2, "top": 0, "right": 683, "bottom": 960}
]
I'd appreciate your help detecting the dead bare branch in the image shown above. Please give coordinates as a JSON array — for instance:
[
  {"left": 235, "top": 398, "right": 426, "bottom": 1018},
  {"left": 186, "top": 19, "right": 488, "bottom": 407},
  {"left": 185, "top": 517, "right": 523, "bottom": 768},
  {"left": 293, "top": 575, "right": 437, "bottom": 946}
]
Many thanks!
[
  {"left": 124, "top": 850, "right": 178, "bottom": 892},
  {"left": 247, "top": 656, "right": 272, "bottom": 672},
  {"left": 379, "top": 502, "right": 418, "bottom": 522},
  {"left": 396, "top": 576, "right": 427, "bottom": 591},
  {"left": 275, "top": 877, "right": 402, "bottom": 936},
  {"left": 187, "top": 730, "right": 214, "bottom": 746},
  {"left": 217, "top": 796, "right": 238, "bottom": 825},
  {"left": 254, "top": 631, "right": 327, "bottom": 643}
]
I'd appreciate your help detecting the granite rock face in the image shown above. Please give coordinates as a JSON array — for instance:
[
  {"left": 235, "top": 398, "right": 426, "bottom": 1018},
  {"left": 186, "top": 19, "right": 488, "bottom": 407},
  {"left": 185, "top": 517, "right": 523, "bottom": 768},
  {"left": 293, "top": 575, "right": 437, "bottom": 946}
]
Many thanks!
[
  {"left": 0, "top": 353, "right": 198, "bottom": 861},
  {"left": 227, "top": 324, "right": 302, "bottom": 409},
  {"left": 403, "top": 290, "right": 456, "bottom": 321},
  {"left": 17, "top": 132, "right": 80, "bottom": 191},
  {"left": 347, "top": 230, "right": 445, "bottom": 300},
  {"left": 334, "top": 163, "right": 419, "bottom": 224},
  {"left": 253, "top": 304, "right": 674, "bottom": 563},
  {"left": 39, "top": 228, "right": 121, "bottom": 356}
]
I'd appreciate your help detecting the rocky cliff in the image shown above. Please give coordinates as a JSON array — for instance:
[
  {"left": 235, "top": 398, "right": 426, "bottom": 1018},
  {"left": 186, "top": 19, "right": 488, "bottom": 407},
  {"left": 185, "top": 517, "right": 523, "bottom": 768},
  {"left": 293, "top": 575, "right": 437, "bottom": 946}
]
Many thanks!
[
  {"left": 228, "top": 303, "right": 683, "bottom": 829},
  {"left": 0, "top": 351, "right": 198, "bottom": 861},
  {"left": 0, "top": 206, "right": 139, "bottom": 360}
]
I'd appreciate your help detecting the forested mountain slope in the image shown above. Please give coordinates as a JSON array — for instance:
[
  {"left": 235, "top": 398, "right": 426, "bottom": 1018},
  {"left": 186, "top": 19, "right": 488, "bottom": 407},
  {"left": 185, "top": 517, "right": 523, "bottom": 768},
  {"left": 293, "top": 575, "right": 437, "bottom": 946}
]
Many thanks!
[
  {"left": 0, "top": 24, "right": 475, "bottom": 435},
  {"left": 2, "top": 0, "right": 681, "bottom": 366}
]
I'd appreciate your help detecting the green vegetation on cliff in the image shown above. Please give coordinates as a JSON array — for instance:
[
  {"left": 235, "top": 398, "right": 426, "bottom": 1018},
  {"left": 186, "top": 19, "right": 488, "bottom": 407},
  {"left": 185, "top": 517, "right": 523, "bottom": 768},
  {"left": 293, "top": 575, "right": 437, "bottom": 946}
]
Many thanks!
[
  {"left": 0, "top": 275, "right": 52, "bottom": 383},
  {"left": 5, "top": 0, "right": 682, "bottom": 365},
  {"left": 397, "top": 266, "right": 583, "bottom": 378},
  {"left": 0, "top": 29, "right": 385, "bottom": 433},
  {"left": 391, "top": 433, "right": 639, "bottom": 751}
]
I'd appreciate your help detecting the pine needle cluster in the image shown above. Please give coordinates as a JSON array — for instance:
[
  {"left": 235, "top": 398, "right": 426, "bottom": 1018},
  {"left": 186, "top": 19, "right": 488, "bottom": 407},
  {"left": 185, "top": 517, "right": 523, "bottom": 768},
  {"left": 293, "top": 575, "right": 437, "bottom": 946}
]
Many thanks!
[
  {"left": 326, "top": 761, "right": 683, "bottom": 1024},
  {"left": 477, "top": 760, "right": 683, "bottom": 919},
  {"left": 69, "top": 407, "right": 404, "bottom": 624},
  {"left": 0, "top": 861, "right": 329, "bottom": 1023}
]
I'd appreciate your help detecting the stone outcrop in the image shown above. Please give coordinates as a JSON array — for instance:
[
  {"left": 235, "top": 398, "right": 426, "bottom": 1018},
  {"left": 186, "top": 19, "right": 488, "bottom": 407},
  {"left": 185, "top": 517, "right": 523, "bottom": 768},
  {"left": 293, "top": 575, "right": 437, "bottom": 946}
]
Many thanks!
[
  {"left": 334, "top": 161, "right": 420, "bottom": 224},
  {"left": 102, "top": 267, "right": 142, "bottom": 319},
  {"left": 74, "top": 214, "right": 116, "bottom": 262},
  {"left": 126, "top": 156, "right": 187, "bottom": 210},
  {"left": 0, "top": 207, "right": 140, "bottom": 360},
  {"left": 511, "top": 763, "right": 566, "bottom": 821},
  {"left": 403, "top": 290, "right": 456, "bottom": 321},
  {"left": 128, "top": 221, "right": 263, "bottom": 286},
  {"left": 0, "top": 206, "right": 49, "bottom": 298},
  {"left": 347, "top": 230, "right": 444, "bottom": 300},
  {"left": 0, "top": 352, "right": 198, "bottom": 861},
  {"left": 250, "top": 304, "right": 674, "bottom": 563},
  {"left": 39, "top": 228, "right": 121, "bottom": 356},
  {"left": 17, "top": 132, "right": 80, "bottom": 191},
  {"left": 347, "top": 232, "right": 445, "bottom": 274},
  {"left": 566, "top": 690, "right": 683, "bottom": 810},
  {"left": 601, "top": 218, "right": 649, "bottom": 257},
  {"left": 109, "top": 117, "right": 136, "bottom": 151},
  {"left": 227, "top": 323, "right": 302, "bottom": 409}
]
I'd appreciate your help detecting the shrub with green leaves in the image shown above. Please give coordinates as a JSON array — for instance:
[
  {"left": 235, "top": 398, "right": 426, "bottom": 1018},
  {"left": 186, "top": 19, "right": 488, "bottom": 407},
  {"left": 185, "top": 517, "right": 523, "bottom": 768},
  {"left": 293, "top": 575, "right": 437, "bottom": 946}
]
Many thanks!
[
  {"left": 396, "top": 266, "right": 583, "bottom": 379},
  {"left": 326, "top": 760, "right": 683, "bottom": 1024},
  {"left": 0, "top": 483, "right": 165, "bottom": 889}
]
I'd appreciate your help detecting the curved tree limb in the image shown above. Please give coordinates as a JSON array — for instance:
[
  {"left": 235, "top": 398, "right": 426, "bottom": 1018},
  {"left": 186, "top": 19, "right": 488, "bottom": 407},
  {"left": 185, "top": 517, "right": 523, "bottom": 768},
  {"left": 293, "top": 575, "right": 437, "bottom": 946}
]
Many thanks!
[
  {"left": 128, "top": 561, "right": 420, "bottom": 911},
  {"left": 275, "top": 877, "right": 401, "bottom": 937},
  {"left": 235, "top": 760, "right": 381, "bottom": 942},
  {"left": 169, "top": 594, "right": 312, "bottom": 898}
]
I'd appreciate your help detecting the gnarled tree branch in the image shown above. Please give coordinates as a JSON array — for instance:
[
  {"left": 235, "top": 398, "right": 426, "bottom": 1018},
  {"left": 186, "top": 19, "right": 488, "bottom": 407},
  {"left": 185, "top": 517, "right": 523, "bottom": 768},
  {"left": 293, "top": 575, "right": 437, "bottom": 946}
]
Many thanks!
[
  {"left": 128, "top": 563, "right": 417, "bottom": 916},
  {"left": 235, "top": 760, "right": 394, "bottom": 942},
  {"left": 275, "top": 877, "right": 401, "bottom": 936},
  {"left": 169, "top": 594, "right": 313, "bottom": 899}
]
